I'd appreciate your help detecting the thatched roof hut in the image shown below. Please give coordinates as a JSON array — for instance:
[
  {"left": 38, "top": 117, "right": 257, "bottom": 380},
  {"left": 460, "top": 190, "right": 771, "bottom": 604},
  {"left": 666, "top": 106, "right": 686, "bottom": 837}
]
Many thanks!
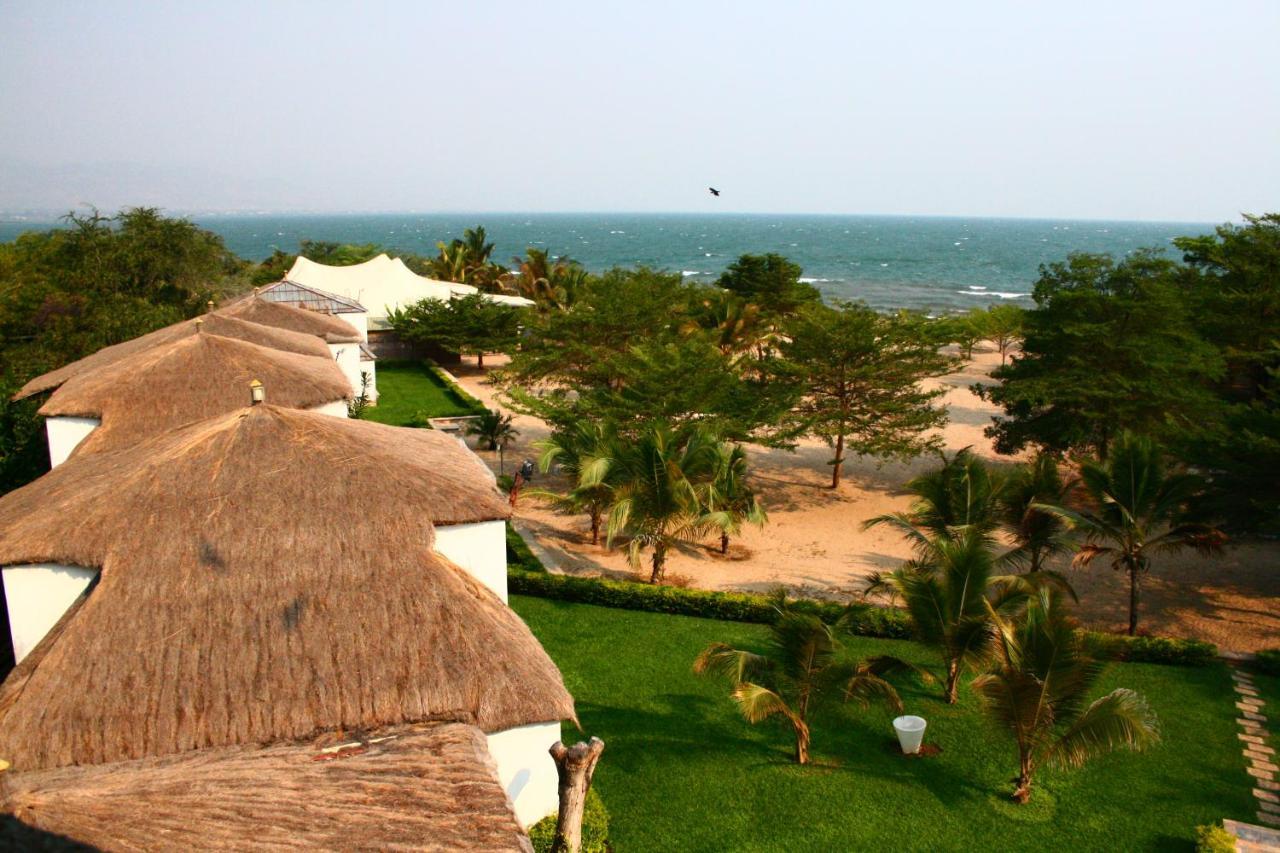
[
  {"left": 38, "top": 332, "right": 353, "bottom": 456},
  {"left": 218, "top": 293, "right": 363, "bottom": 344},
  {"left": 0, "top": 405, "right": 561, "bottom": 774},
  {"left": 1, "top": 722, "right": 533, "bottom": 851},
  {"left": 12, "top": 314, "right": 333, "bottom": 401}
]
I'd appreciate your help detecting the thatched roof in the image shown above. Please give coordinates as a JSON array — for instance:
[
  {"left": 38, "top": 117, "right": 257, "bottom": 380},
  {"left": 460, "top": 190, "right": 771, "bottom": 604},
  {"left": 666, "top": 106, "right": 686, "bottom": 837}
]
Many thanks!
[
  {"left": 12, "top": 314, "right": 334, "bottom": 401},
  {"left": 2, "top": 722, "right": 532, "bottom": 852},
  {"left": 37, "top": 332, "right": 352, "bottom": 456},
  {"left": 0, "top": 405, "right": 560, "bottom": 772},
  {"left": 218, "top": 294, "right": 363, "bottom": 343}
]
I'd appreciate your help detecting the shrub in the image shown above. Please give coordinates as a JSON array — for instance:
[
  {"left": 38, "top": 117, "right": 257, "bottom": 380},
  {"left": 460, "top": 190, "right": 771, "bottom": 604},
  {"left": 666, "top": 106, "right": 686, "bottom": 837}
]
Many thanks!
[
  {"left": 509, "top": 568, "right": 1218, "bottom": 665},
  {"left": 1083, "top": 632, "right": 1218, "bottom": 667},
  {"left": 1254, "top": 648, "right": 1280, "bottom": 676},
  {"left": 527, "top": 788, "right": 610, "bottom": 853},
  {"left": 1195, "top": 822, "right": 1236, "bottom": 853}
]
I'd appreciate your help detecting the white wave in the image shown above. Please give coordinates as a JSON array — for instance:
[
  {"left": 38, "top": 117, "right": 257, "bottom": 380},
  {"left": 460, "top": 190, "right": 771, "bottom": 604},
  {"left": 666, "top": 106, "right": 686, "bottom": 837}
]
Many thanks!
[
  {"left": 880, "top": 263, "right": 889, "bottom": 267},
  {"left": 798, "top": 277, "right": 834, "bottom": 283},
  {"left": 968, "top": 285, "right": 987, "bottom": 291},
  {"left": 609, "top": 230, "right": 625, "bottom": 234},
  {"left": 681, "top": 270, "right": 705, "bottom": 277},
  {"left": 957, "top": 290, "right": 1028, "bottom": 299}
]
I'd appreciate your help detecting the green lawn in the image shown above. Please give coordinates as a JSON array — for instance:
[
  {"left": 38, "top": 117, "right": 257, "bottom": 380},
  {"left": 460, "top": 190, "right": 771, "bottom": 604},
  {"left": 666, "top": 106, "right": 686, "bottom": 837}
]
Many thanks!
[
  {"left": 364, "top": 360, "right": 482, "bottom": 426},
  {"left": 512, "top": 595, "right": 1255, "bottom": 852}
]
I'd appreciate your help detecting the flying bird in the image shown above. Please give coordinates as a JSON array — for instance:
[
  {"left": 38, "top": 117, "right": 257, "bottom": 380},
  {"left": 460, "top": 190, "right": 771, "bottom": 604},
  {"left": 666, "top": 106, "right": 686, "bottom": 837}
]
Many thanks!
[{"left": 708, "top": 187, "right": 720, "bottom": 197}]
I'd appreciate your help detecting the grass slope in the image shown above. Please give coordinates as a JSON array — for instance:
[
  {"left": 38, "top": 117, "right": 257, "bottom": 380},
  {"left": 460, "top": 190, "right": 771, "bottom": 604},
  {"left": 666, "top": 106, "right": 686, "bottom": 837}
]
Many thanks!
[
  {"left": 364, "top": 360, "right": 479, "bottom": 426},
  {"left": 512, "top": 595, "right": 1254, "bottom": 852}
]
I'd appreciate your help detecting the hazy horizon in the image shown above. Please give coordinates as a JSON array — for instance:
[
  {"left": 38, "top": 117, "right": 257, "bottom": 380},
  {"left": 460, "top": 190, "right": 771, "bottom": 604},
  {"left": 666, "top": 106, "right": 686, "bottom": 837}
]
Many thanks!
[{"left": 1, "top": 1, "right": 1276, "bottom": 221}]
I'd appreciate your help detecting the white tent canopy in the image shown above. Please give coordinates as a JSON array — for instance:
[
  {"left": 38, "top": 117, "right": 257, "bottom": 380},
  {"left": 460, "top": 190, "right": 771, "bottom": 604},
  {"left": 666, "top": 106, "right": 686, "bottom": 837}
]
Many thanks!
[{"left": 286, "top": 254, "right": 533, "bottom": 318}]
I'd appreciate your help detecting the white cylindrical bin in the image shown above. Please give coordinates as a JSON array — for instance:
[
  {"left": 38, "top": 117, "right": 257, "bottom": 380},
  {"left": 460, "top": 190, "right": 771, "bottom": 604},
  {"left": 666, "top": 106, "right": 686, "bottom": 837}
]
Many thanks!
[{"left": 893, "top": 715, "right": 927, "bottom": 754}]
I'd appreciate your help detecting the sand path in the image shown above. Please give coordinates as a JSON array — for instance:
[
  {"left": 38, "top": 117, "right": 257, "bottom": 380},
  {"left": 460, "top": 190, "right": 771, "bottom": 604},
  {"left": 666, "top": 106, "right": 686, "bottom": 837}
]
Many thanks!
[{"left": 451, "top": 348, "right": 1280, "bottom": 653}]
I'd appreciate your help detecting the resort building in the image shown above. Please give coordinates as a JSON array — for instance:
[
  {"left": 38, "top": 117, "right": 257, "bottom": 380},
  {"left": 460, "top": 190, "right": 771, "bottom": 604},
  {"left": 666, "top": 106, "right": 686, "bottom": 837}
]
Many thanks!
[
  {"left": 256, "top": 278, "right": 379, "bottom": 403},
  {"left": 36, "top": 331, "right": 352, "bottom": 466},
  {"left": 12, "top": 312, "right": 333, "bottom": 401},
  {"left": 0, "top": 405, "right": 564, "bottom": 832},
  {"left": 216, "top": 294, "right": 369, "bottom": 400}
]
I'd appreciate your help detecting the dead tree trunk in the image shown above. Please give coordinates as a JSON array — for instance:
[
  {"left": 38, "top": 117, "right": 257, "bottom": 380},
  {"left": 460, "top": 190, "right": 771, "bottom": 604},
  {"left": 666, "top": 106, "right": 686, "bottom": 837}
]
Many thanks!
[{"left": 549, "top": 737, "right": 605, "bottom": 853}]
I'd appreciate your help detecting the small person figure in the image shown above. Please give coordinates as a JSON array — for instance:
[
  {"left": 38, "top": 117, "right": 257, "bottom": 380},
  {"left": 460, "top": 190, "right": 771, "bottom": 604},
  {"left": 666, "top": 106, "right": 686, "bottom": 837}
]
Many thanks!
[
  {"left": 509, "top": 470, "right": 525, "bottom": 508},
  {"left": 519, "top": 459, "right": 535, "bottom": 481}
]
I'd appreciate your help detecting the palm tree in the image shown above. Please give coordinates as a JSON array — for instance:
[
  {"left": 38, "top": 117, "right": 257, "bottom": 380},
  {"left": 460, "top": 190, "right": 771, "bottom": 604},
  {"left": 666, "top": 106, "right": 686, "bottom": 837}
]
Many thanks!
[
  {"left": 1040, "top": 432, "right": 1226, "bottom": 635},
  {"left": 864, "top": 528, "right": 1004, "bottom": 703},
  {"left": 465, "top": 408, "right": 519, "bottom": 451},
  {"left": 588, "top": 425, "right": 719, "bottom": 583},
  {"left": 864, "top": 447, "right": 1005, "bottom": 549},
  {"left": 462, "top": 226, "right": 495, "bottom": 267},
  {"left": 695, "top": 597, "right": 925, "bottom": 764},
  {"left": 532, "top": 421, "right": 618, "bottom": 546},
  {"left": 704, "top": 443, "right": 767, "bottom": 554},
  {"left": 973, "top": 587, "right": 1160, "bottom": 803},
  {"left": 513, "top": 248, "right": 587, "bottom": 311},
  {"left": 998, "top": 453, "right": 1076, "bottom": 573}
]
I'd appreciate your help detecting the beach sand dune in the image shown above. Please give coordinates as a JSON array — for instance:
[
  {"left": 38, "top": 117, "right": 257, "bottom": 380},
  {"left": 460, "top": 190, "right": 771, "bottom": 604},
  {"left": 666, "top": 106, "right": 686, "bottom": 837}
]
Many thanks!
[{"left": 455, "top": 349, "right": 1280, "bottom": 654}]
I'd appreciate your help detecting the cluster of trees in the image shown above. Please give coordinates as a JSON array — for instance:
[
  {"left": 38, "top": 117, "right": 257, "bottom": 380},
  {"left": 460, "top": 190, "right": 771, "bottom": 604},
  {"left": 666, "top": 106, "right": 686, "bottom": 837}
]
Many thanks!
[
  {"left": 533, "top": 423, "right": 766, "bottom": 582},
  {"left": 981, "top": 214, "right": 1280, "bottom": 533},
  {"left": 494, "top": 255, "right": 960, "bottom": 492},
  {"left": 699, "top": 440, "right": 1185, "bottom": 801},
  {"left": 0, "top": 208, "right": 248, "bottom": 492}
]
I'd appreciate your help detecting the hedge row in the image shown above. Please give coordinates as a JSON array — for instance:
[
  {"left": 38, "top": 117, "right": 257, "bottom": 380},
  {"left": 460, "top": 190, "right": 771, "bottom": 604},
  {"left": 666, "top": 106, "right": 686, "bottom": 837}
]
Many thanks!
[
  {"left": 424, "top": 361, "right": 488, "bottom": 416},
  {"left": 508, "top": 568, "right": 1220, "bottom": 666},
  {"left": 1254, "top": 648, "right": 1280, "bottom": 676}
]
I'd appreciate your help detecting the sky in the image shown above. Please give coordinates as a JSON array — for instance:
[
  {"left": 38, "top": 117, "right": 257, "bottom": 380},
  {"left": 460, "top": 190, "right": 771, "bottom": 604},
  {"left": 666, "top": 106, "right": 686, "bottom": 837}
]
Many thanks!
[{"left": 0, "top": 1, "right": 1276, "bottom": 221}]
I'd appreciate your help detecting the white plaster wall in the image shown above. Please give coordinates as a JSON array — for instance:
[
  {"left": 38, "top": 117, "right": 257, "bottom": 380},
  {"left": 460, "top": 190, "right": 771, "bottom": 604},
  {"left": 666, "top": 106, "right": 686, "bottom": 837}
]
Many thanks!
[
  {"left": 433, "top": 520, "right": 507, "bottom": 602},
  {"left": 3, "top": 564, "right": 97, "bottom": 662},
  {"left": 327, "top": 342, "right": 363, "bottom": 401},
  {"left": 308, "top": 399, "right": 350, "bottom": 418},
  {"left": 344, "top": 312, "right": 369, "bottom": 342},
  {"left": 486, "top": 721, "right": 563, "bottom": 828},
  {"left": 46, "top": 416, "right": 100, "bottom": 467}
]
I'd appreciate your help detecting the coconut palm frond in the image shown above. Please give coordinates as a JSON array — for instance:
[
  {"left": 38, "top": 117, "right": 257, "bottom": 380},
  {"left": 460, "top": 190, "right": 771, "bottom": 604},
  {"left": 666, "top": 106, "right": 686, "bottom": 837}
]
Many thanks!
[
  {"left": 1046, "top": 688, "right": 1160, "bottom": 769},
  {"left": 731, "top": 682, "right": 798, "bottom": 726}
]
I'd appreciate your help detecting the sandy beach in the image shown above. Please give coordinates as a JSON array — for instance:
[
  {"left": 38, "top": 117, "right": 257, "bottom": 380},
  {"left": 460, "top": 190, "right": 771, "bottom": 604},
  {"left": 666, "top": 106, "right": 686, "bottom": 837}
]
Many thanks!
[{"left": 453, "top": 348, "right": 1280, "bottom": 654}]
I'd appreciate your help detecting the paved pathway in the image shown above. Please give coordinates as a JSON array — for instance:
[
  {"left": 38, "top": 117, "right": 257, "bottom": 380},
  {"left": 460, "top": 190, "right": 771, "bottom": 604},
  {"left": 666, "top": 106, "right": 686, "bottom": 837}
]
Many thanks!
[{"left": 1227, "top": 666, "right": 1280, "bottom": 850}]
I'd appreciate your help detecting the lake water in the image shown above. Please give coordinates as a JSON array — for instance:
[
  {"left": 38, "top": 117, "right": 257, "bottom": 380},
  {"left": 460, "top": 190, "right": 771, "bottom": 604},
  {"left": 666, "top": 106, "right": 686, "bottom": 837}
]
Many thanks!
[{"left": 0, "top": 212, "right": 1212, "bottom": 313}]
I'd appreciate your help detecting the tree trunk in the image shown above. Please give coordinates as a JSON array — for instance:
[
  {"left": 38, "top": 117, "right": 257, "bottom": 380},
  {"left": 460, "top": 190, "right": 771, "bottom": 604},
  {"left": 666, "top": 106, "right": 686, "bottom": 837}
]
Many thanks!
[
  {"left": 793, "top": 719, "right": 811, "bottom": 765},
  {"left": 1012, "top": 751, "right": 1034, "bottom": 803},
  {"left": 549, "top": 738, "right": 605, "bottom": 853},
  {"left": 649, "top": 545, "right": 666, "bottom": 584},
  {"left": 477, "top": 352, "right": 485, "bottom": 369},
  {"left": 590, "top": 510, "right": 601, "bottom": 546},
  {"left": 944, "top": 658, "right": 960, "bottom": 704},
  {"left": 1128, "top": 563, "right": 1140, "bottom": 637},
  {"left": 830, "top": 433, "right": 845, "bottom": 489},
  {"left": 720, "top": 532, "right": 729, "bottom": 554}
]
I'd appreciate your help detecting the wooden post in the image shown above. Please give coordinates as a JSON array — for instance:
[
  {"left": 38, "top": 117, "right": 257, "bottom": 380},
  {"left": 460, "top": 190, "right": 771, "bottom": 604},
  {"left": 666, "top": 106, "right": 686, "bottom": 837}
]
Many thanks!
[{"left": 548, "top": 737, "right": 604, "bottom": 853}]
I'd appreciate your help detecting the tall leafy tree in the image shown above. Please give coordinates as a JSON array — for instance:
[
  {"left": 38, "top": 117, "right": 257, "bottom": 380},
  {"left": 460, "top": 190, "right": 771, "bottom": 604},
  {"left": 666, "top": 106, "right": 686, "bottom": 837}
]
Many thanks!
[
  {"left": 1040, "top": 432, "right": 1226, "bottom": 636},
  {"left": 388, "top": 293, "right": 521, "bottom": 368},
  {"left": 716, "top": 253, "right": 821, "bottom": 319},
  {"left": 695, "top": 597, "right": 924, "bottom": 764},
  {"left": 0, "top": 207, "right": 246, "bottom": 494},
  {"left": 979, "top": 252, "right": 1223, "bottom": 457},
  {"left": 779, "top": 302, "right": 953, "bottom": 488},
  {"left": 973, "top": 587, "right": 1160, "bottom": 803},
  {"left": 979, "top": 303, "right": 1025, "bottom": 365}
]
